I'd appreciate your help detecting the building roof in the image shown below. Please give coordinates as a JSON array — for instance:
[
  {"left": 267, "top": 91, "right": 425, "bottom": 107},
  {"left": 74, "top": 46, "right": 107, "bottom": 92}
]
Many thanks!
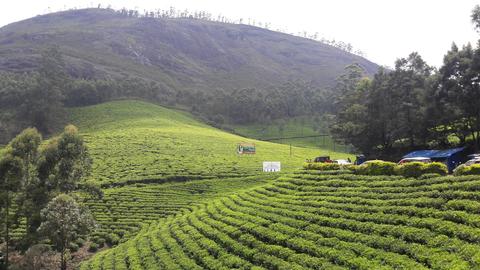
[{"left": 403, "top": 147, "right": 465, "bottom": 159}]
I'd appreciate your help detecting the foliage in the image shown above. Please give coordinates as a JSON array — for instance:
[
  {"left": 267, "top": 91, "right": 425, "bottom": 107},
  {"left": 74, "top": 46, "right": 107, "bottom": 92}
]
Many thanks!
[
  {"left": 303, "top": 162, "right": 341, "bottom": 171},
  {"left": 69, "top": 100, "right": 350, "bottom": 185},
  {"left": 0, "top": 9, "right": 379, "bottom": 144},
  {"left": 395, "top": 162, "right": 428, "bottom": 178},
  {"left": 422, "top": 162, "right": 448, "bottom": 175},
  {"left": 83, "top": 175, "right": 272, "bottom": 243},
  {"left": 354, "top": 160, "right": 396, "bottom": 175},
  {"left": 331, "top": 53, "right": 433, "bottom": 158},
  {"left": 38, "top": 194, "right": 96, "bottom": 270},
  {"left": 82, "top": 171, "right": 480, "bottom": 269},
  {"left": 454, "top": 164, "right": 480, "bottom": 176},
  {"left": 331, "top": 11, "right": 480, "bottom": 156}
]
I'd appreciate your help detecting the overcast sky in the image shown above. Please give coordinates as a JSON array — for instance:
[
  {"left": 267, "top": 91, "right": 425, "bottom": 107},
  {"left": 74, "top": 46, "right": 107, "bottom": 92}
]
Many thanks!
[{"left": 1, "top": 0, "right": 478, "bottom": 67}]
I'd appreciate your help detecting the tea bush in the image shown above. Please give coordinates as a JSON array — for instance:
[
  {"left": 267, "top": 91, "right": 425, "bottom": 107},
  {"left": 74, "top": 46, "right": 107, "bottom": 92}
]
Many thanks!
[
  {"left": 81, "top": 171, "right": 480, "bottom": 270},
  {"left": 354, "top": 160, "right": 396, "bottom": 175}
]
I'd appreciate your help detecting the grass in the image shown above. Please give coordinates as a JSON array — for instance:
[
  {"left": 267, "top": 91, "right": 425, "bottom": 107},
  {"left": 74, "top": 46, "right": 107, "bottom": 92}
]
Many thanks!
[
  {"left": 69, "top": 100, "right": 352, "bottom": 186},
  {"left": 232, "top": 116, "right": 352, "bottom": 152},
  {"left": 81, "top": 171, "right": 480, "bottom": 269}
]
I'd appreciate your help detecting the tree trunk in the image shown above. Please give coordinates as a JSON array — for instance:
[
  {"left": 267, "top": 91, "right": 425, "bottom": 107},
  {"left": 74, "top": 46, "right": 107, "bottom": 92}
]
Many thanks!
[
  {"left": 5, "top": 190, "right": 9, "bottom": 270},
  {"left": 60, "top": 248, "right": 66, "bottom": 270}
]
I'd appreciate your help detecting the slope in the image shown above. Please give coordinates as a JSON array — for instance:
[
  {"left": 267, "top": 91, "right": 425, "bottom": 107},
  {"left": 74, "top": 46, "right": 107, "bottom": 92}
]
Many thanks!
[
  {"left": 81, "top": 171, "right": 480, "bottom": 270},
  {"left": 0, "top": 8, "right": 378, "bottom": 93},
  {"left": 232, "top": 116, "right": 350, "bottom": 151},
  {"left": 69, "top": 100, "right": 350, "bottom": 186}
]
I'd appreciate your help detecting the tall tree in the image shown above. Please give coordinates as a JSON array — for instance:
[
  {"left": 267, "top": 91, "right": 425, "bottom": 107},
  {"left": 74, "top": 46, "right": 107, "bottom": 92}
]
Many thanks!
[
  {"left": 0, "top": 153, "right": 23, "bottom": 269},
  {"left": 437, "top": 42, "right": 480, "bottom": 150}
]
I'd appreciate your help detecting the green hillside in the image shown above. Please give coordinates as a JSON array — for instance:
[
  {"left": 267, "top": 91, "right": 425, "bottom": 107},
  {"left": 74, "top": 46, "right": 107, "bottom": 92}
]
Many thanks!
[
  {"left": 81, "top": 171, "right": 480, "bottom": 269},
  {"left": 69, "top": 100, "right": 351, "bottom": 186},
  {"left": 233, "top": 116, "right": 351, "bottom": 152}
]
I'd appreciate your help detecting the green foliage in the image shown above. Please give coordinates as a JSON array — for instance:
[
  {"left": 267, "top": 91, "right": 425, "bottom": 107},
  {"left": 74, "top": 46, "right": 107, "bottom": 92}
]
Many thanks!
[
  {"left": 303, "top": 162, "right": 341, "bottom": 171},
  {"left": 82, "top": 172, "right": 480, "bottom": 269},
  {"left": 395, "top": 162, "right": 427, "bottom": 178},
  {"left": 354, "top": 160, "right": 396, "bottom": 175},
  {"left": 454, "top": 164, "right": 480, "bottom": 176},
  {"left": 83, "top": 175, "right": 272, "bottom": 242},
  {"left": 88, "top": 243, "right": 99, "bottom": 252},
  {"left": 69, "top": 100, "right": 349, "bottom": 185},
  {"left": 423, "top": 162, "right": 448, "bottom": 175},
  {"left": 38, "top": 194, "right": 96, "bottom": 270}
]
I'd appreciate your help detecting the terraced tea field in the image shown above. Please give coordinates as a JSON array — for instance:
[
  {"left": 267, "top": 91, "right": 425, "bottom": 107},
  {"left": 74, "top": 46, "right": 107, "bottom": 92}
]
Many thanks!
[
  {"left": 81, "top": 171, "right": 480, "bottom": 270},
  {"left": 84, "top": 175, "right": 273, "bottom": 242},
  {"left": 70, "top": 101, "right": 351, "bottom": 186}
]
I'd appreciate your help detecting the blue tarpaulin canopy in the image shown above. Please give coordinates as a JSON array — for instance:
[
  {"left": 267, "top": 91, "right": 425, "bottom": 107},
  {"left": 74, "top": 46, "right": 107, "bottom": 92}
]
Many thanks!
[
  {"left": 403, "top": 147, "right": 467, "bottom": 172},
  {"left": 403, "top": 147, "right": 465, "bottom": 159}
]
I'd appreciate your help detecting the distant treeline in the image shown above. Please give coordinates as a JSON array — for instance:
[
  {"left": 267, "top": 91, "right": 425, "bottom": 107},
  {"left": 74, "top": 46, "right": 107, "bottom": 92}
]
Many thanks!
[
  {"left": 0, "top": 46, "right": 334, "bottom": 143},
  {"left": 330, "top": 5, "right": 480, "bottom": 158},
  {"left": 53, "top": 5, "right": 366, "bottom": 57}
]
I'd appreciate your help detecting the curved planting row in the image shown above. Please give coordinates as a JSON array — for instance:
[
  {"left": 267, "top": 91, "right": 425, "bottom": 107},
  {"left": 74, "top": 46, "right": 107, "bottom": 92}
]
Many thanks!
[
  {"left": 81, "top": 172, "right": 480, "bottom": 269},
  {"left": 83, "top": 176, "right": 272, "bottom": 245}
]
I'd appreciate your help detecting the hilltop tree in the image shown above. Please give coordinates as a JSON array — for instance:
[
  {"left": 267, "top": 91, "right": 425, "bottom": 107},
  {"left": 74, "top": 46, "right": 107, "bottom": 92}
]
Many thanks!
[
  {"left": 38, "top": 194, "right": 96, "bottom": 270},
  {"left": 472, "top": 5, "right": 480, "bottom": 31}
]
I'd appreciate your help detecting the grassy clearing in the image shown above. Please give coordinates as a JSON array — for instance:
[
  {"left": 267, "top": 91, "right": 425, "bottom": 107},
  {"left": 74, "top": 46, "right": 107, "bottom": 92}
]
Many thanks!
[
  {"left": 81, "top": 171, "right": 480, "bottom": 269},
  {"left": 69, "top": 100, "right": 352, "bottom": 186},
  {"left": 232, "top": 116, "right": 351, "bottom": 152}
]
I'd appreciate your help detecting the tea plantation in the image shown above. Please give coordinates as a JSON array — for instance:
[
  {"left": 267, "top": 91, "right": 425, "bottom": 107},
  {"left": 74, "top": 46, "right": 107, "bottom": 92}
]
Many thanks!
[
  {"left": 84, "top": 175, "right": 274, "bottom": 244},
  {"left": 69, "top": 100, "right": 350, "bottom": 247},
  {"left": 69, "top": 100, "right": 351, "bottom": 186},
  {"left": 81, "top": 171, "right": 480, "bottom": 270}
]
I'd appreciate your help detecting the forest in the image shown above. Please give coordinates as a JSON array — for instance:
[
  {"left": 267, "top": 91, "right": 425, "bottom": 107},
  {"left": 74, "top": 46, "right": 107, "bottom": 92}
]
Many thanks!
[{"left": 330, "top": 6, "right": 480, "bottom": 158}]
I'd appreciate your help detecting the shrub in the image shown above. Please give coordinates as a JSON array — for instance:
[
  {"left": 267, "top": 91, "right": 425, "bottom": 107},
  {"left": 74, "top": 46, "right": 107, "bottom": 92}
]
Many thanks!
[
  {"left": 75, "top": 237, "right": 85, "bottom": 247},
  {"left": 354, "top": 160, "right": 396, "bottom": 176},
  {"left": 303, "top": 162, "right": 341, "bottom": 171},
  {"left": 423, "top": 162, "right": 448, "bottom": 176},
  {"left": 454, "top": 164, "right": 480, "bottom": 175},
  {"left": 69, "top": 242, "right": 80, "bottom": 252},
  {"left": 418, "top": 173, "right": 441, "bottom": 179},
  {"left": 395, "top": 162, "right": 426, "bottom": 178},
  {"left": 106, "top": 233, "right": 120, "bottom": 246},
  {"left": 88, "top": 242, "right": 99, "bottom": 252},
  {"left": 396, "top": 162, "right": 447, "bottom": 178}
]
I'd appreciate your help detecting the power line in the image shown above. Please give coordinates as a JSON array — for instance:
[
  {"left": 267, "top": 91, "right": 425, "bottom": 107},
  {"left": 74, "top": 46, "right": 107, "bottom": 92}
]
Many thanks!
[{"left": 262, "top": 134, "right": 330, "bottom": 141}]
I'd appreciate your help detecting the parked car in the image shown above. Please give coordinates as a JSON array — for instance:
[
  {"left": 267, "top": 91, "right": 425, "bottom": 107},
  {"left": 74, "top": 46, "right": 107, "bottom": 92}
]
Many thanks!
[
  {"left": 313, "top": 156, "right": 333, "bottom": 163},
  {"left": 334, "top": 159, "right": 352, "bottom": 165},
  {"left": 464, "top": 158, "right": 480, "bottom": 166},
  {"left": 397, "top": 157, "right": 432, "bottom": 165}
]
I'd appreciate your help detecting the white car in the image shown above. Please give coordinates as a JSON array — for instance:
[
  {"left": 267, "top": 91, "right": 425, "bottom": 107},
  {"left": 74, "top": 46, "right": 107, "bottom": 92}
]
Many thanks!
[
  {"left": 334, "top": 159, "right": 352, "bottom": 165},
  {"left": 465, "top": 158, "right": 480, "bottom": 166}
]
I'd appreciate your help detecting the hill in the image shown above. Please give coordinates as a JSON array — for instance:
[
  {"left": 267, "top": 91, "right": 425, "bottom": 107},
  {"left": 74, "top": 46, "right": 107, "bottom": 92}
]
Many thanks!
[
  {"left": 69, "top": 100, "right": 350, "bottom": 186},
  {"left": 232, "top": 116, "right": 351, "bottom": 151},
  {"left": 81, "top": 171, "right": 480, "bottom": 269},
  {"left": 0, "top": 8, "right": 378, "bottom": 92}
]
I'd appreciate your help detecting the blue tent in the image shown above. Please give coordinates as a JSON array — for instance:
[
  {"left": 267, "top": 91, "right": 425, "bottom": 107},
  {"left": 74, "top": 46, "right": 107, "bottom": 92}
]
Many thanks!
[{"left": 403, "top": 147, "right": 467, "bottom": 172}]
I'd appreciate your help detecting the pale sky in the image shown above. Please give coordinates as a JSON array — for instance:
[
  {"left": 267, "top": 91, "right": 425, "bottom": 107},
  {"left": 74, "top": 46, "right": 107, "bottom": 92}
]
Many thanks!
[{"left": 0, "top": 0, "right": 478, "bottom": 67}]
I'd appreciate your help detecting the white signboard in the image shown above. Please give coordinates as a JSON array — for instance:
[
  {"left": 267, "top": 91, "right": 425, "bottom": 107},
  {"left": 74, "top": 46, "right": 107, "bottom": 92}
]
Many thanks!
[{"left": 263, "top": 161, "right": 281, "bottom": 172}]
